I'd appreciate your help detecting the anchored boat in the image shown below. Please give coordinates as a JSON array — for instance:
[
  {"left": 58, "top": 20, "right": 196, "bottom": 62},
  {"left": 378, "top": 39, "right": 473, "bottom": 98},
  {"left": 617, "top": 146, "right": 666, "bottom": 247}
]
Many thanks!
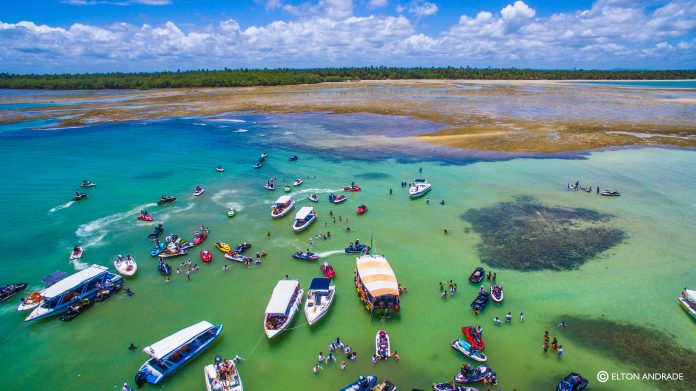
[
  {"left": 135, "top": 321, "right": 223, "bottom": 386},
  {"left": 292, "top": 206, "right": 316, "bottom": 232},
  {"left": 409, "top": 179, "right": 431, "bottom": 198},
  {"left": 264, "top": 280, "right": 303, "bottom": 338},
  {"left": 204, "top": 355, "right": 243, "bottom": 391},
  {"left": 271, "top": 195, "right": 295, "bottom": 219},
  {"left": 679, "top": 289, "right": 696, "bottom": 320},
  {"left": 114, "top": 255, "right": 138, "bottom": 277},
  {"left": 304, "top": 278, "right": 335, "bottom": 326},
  {"left": 355, "top": 254, "right": 400, "bottom": 316}
]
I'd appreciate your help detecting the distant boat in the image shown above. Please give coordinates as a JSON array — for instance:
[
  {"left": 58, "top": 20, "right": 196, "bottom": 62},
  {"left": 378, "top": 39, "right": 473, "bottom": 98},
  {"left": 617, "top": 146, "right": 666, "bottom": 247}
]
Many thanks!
[
  {"left": 292, "top": 178, "right": 303, "bottom": 186},
  {"left": 204, "top": 355, "right": 243, "bottom": 391},
  {"left": 679, "top": 289, "right": 696, "bottom": 320},
  {"left": 135, "top": 321, "right": 223, "bottom": 386},
  {"left": 308, "top": 194, "right": 318, "bottom": 203},
  {"left": 216, "top": 166, "right": 224, "bottom": 172},
  {"left": 292, "top": 206, "right": 317, "bottom": 232},
  {"left": 289, "top": 155, "right": 298, "bottom": 161},
  {"left": 69, "top": 246, "right": 83, "bottom": 261},
  {"left": 253, "top": 162, "right": 263, "bottom": 169},
  {"left": 193, "top": 186, "right": 205, "bottom": 197},
  {"left": 601, "top": 189, "right": 620, "bottom": 196},
  {"left": 264, "top": 280, "right": 303, "bottom": 338},
  {"left": 556, "top": 372, "right": 589, "bottom": 391},
  {"left": 304, "top": 278, "right": 335, "bottom": 326},
  {"left": 409, "top": 179, "right": 431, "bottom": 198},
  {"left": 80, "top": 180, "right": 96, "bottom": 187},
  {"left": 0, "top": 283, "right": 28, "bottom": 304}
]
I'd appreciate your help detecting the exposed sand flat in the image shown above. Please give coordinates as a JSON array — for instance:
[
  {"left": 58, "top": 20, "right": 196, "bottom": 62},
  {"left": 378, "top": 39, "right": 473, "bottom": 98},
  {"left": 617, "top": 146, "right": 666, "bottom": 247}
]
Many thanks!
[{"left": 2, "top": 80, "right": 695, "bottom": 154}]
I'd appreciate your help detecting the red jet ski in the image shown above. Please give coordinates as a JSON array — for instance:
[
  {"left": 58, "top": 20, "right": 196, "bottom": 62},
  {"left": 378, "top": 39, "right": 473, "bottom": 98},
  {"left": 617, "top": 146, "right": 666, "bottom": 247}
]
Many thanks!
[
  {"left": 356, "top": 205, "right": 368, "bottom": 215},
  {"left": 193, "top": 233, "right": 208, "bottom": 245},
  {"left": 200, "top": 249, "right": 213, "bottom": 263},
  {"left": 137, "top": 210, "right": 153, "bottom": 221},
  {"left": 320, "top": 262, "right": 335, "bottom": 278},
  {"left": 462, "top": 326, "right": 485, "bottom": 351},
  {"left": 73, "top": 191, "right": 87, "bottom": 201},
  {"left": 344, "top": 185, "right": 362, "bottom": 191}
]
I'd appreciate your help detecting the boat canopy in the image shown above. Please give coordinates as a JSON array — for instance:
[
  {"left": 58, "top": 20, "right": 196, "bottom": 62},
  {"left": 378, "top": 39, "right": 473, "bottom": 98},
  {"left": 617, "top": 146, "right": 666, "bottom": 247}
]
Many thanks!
[
  {"left": 143, "top": 321, "right": 214, "bottom": 359},
  {"left": 275, "top": 195, "right": 292, "bottom": 205},
  {"left": 356, "top": 255, "right": 399, "bottom": 298},
  {"left": 41, "top": 271, "right": 67, "bottom": 286},
  {"left": 687, "top": 290, "right": 696, "bottom": 303},
  {"left": 413, "top": 179, "right": 427, "bottom": 183},
  {"left": 42, "top": 265, "right": 108, "bottom": 299},
  {"left": 295, "top": 206, "right": 314, "bottom": 220},
  {"left": 265, "top": 280, "right": 299, "bottom": 315},
  {"left": 309, "top": 278, "right": 331, "bottom": 291}
]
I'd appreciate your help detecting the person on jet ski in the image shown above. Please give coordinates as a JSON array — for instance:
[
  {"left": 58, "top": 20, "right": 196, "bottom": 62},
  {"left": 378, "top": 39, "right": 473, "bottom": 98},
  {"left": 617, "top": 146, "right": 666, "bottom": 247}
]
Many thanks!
[{"left": 460, "top": 364, "right": 472, "bottom": 376}]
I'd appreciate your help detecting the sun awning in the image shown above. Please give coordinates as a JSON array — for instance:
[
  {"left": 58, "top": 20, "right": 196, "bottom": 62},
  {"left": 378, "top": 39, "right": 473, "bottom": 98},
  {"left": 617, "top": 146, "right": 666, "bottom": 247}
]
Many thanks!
[
  {"left": 143, "top": 321, "right": 214, "bottom": 359},
  {"left": 42, "top": 265, "right": 108, "bottom": 299},
  {"left": 356, "top": 255, "right": 399, "bottom": 297},
  {"left": 265, "top": 280, "right": 299, "bottom": 315}
]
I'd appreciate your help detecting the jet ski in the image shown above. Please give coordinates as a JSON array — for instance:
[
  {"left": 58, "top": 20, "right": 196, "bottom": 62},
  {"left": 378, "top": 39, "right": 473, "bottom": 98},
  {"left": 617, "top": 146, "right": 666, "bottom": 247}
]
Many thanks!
[
  {"left": 320, "top": 262, "right": 335, "bottom": 278},
  {"left": 200, "top": 249, "right": 213, "bottom": 263},
  {"left": 150, "top": 242, "right": 166, "bottom": 256},
  {"left": 601, "top": 189, "right": 620, "bottom": 196},
  {"left": 137, "top": 210, "right": 153, "bottom": 221},
  {"left": 0, "top": 283, "right": 28, "bottom": 303},
  {"left": 471, "top": 291, "right": 490, "bottom": 311},
  {"left": 329, "top": 193, "right": 347, "bottom": 203},
  {"left": 73, "top": 191, "right": 87, "bottom": 201},
  {"left": 59, "top": 298, "right": 93, "bottom": 321},
  {"left": 432, "top": 382, "right": 479, "bottom": 391},
  {"left": 69, "top": 246, "right": 83, "bottom": 261},
  {"left": 293, "top": 178, "right": 303, "bottom": 186},
  {"left": 454, "top": 365, "right": 494, "bottom": 384},
  {"left": 490, "top": 284, "right": 504, "bottom": 303},
  {"left": 80, "top": 180, "right": 96, "bottom": 187},
  {"left": 284, "top": 186, "right": 291, "bottom": 192},
  {"left": 340, "top": 375, "right": 377, "bottom": 391},
  {"left": 344, "top": 185, "right": 361, "bottom": 191},
  {"left": 227, "top": 208, "right": 236, "bottom": 217},
  {"left": 193, "top": 186, "right": 205, "bottom": 196},
  {"left": 260, "top": 152, "right": 269, "bottom": 160},
  {"left": 224, "top": 252, "right": 253, "bottom": 264},
  {"left": 157, "top": 195, "right": 176, "bottom": 205},
  {"left": 148, "top": 224, "right": 165, "bottom": 241},
  {"left": 308, "top": 194, "right": 319, "bottom": 202},
  {"left": 264, "top": 182, "right": 275, "bottom": 190},
  {"left": 556, "top": 372, "right": 589, "bottom": 391},
  {"left": 451, "top": 339, "right": 487, "bottom": 362},
  {"left": 289, "top": 155, "right": 298, "bottom": 161},
  {"left": 215, "top": 242, "right": 231, "bottom": 253},
  {"left": 356, "top": 205, "right": 368, "bottom": 214},
  {"left": 462, "top": 326, "right": 485, "bottom": 351},
  {"left": 233, "top": 242, "right": 251, "bottom": 254},
  {"left": 293, "top": 251, "right": 319, "bottom": 261},
  {"left": 254, "top": 162, "right": 263, "bottom": 169},
  {"left": 468, "top": 267, "right": 485, "bottom": 283},
  {"left": 345, "top": 243, "right": 367, "bottom": 254},
  {"left": 157, "top": 259, "right": 171, "bottom": 276},
  {"left": 216, "top": 165, "right": 224, "bottom": 172}
]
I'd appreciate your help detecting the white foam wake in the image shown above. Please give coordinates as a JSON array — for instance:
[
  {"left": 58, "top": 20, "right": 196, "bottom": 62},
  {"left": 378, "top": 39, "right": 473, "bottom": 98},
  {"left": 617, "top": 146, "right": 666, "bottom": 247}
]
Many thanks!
[
  {"left": 233, "top": 129, "right": 249, "bottom": 133},
  {"left": 70, "top": 259, "right": 90, "bottom": 271},
  {"left": 49, "top": 201, "right": 75, "bottom": 213},
  {"left": 211, "top": 190, "right": 244, "bottom": 210},
  {"left": 207, "top": 118, "right": 246, "bottom": 123},
  {"left": 290, "top": 188, "right": 343, "bottom": 197},
  {"left": 316, "top": 250, "right": 345, "bottom": 258},
  {"left": 75, "top": 202, "right": 156, "bottom": 248}
]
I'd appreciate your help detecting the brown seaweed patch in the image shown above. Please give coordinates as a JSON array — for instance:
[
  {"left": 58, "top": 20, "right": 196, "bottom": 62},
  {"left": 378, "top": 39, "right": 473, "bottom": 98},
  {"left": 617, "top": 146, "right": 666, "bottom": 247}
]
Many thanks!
[
  {"left": 561, "top": 316, "right": 696, "bottom": 390},
  {"left": 461, "top": 195, "right": 626, "bottom": 271}
]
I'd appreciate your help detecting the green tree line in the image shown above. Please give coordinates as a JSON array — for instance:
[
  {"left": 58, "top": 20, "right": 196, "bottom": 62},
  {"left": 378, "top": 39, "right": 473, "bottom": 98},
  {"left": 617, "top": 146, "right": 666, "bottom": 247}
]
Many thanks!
[{"left": 0, "top": 67, "right": 693, "bottom": 90}]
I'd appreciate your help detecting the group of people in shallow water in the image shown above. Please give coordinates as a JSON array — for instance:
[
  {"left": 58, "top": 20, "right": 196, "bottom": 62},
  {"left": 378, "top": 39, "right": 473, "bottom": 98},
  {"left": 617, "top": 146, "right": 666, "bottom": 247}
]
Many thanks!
[
  {"left": 567, "top": 180, "right": 601, "bottom": 194},
  {"left": 439, "top": 280, "right": 458, "bottom": 297},
  {"left": 543, "top": 330, "right": 564, "bottom": 357},
  {"left": 312, "top": 337, "right": 359, "bottom": 374},
  {"left": 493, "top": 311, "right": 524, "bottom": 325}
]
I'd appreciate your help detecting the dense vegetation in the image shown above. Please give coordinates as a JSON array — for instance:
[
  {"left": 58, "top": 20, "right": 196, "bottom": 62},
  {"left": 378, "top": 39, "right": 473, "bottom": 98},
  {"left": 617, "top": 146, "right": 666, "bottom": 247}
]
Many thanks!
[{"left": 1, "top": 67, "right": 694, "bottom": 90}]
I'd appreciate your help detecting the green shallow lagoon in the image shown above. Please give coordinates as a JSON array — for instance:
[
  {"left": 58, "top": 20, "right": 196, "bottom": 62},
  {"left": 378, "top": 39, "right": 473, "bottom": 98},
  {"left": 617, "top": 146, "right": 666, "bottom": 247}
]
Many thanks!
[{"left": 0, "top": 113, "right": 695, "bottom": 391}]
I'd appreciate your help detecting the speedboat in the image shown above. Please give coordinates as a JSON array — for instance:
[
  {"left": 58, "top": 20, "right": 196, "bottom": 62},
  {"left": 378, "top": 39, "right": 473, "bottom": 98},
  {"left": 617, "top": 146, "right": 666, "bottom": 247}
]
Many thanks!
[
  {"left": 73, "top": 191, "right": 87, "bottom": 201},
  {"left": 271, "top": 195, "right": 295, "bottom": 219},
  {"left": 228, "top": 208, "right": 236, "bottom": 218},
  {"left": 158, "top": 259, "right": 172, "bottom": 276},
  {"left": 264, "top": 279, "right": 303, "bottom": 338},
  {"left": 138, "top": 210, "right": 153, "bottom": 221},
  {"left": 289, "top": 155, "right": 298, "bottom": 161},
  {"left": 308, "top": 194, "right": 318, "bottom": 202},
  {"left": 253, "top": 162, "right": 263, "bottom": 169},
  {"left": 215, "top": 242, "right": 231, "bottom": 253},
  {"left": 0, "top": 283, "right": 28, "bottom": 304},
  {"left": 59, "top": 297, "right": 94, "bottom": 321},
  {"left": 264, "top": 182, "right": 275, "bottom": 191},
  {"left": 340, "top": 376, "right": 377, "bottom": 391},
  {"left": 216, "top": 166, "right": 224, "bottom": 172},
  {"left": 204, "top": 355, "right": 243, "bottom": 391},
  {"left": 432, "top": 382, "right": 479, "bottom": 391},
  {"left": 556, "top": 372, "right": 589, "bottom": 391},
  {"left": 490, "top": 284, "right": 503, "bottom": 303},
  {"left": 454, "top": 365, "right": 494, "bottom": 384},
  {"left": 320, "top": 262, "right": 335, "bottom": 278},
  {"left": 224, "top": 252, "right": 252, "bottom": 264},
  {"left": 344, "top": 185, "right": 361, "bottom": 191},
  {"left": 375, "top": 329, "right": 391, "bottom": 360},
  {"left": 304, "top": 277, "right": 335, "bottom": 326},
  {"left": 69, "top": 246, "right": 83, "bottom": 261},
  {"left": 151, "top": 242, "right": 166, "bottom": 256},
  {"left": 114, "top": 255, "right": 138, "bottom": 277},
  {"left": 25, "top": 265, "right": 122, "bottom": 321},
  {"left": 135, "top": 321, "right": 223, "bottom": 386},
  {"left": 356, "top": 205, "right": 368, "bottom": 214},
  {"left": 292, "top": 178, "right": 303, "bottom": 186},
  {"left": 329, "top": 193, "right": 347, "bottom": 203},
  {"left": 462, "top": 326, "right": 485, "bottom": 351},
  {"left": 601, "top": 189, "right": 620, "bottom": 196},
  {"left": 193, "top": 186, "right": 205, "bottom": 196},
  {"left": 409, "top": 179, "right": 432, "bottom": 198},
  {"left": 17, "top": 290, "right": 44, "bottom": 311},
  {"left": 293, "top": 251, "right": 319, "bottom": 261},
  {"left": 678, "top": 289, "right": 696, "bottom": 320},
  {"left": 451, "top": 339, "right": 487, "bottom": 362},
  {"left": 80, "top": 180, "right": 96, "bottom": 187},
  {"left": 468, "top": 267, "right": 485, "bottom": 283},
  {"left": 158, "top": 195, "right": 176, "bottom": 205},
  {"left": 200, "top": 250, "right": 213, "bottom": 263},
  {"left": 292, "top": 206, "right": 317, "bottom": 232},
  {"left": 471, "top": 291, "right": 489, "bottom": 311}
]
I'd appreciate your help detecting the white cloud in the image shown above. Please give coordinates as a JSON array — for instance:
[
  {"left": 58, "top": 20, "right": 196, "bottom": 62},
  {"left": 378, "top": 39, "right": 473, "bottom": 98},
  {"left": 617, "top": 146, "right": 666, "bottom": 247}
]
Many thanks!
[
  {"left": 367, "top": 0, "right": 389, "bottom": 8},
  {"left": 404, "top": 1, "right": 438, "bottom": 17}
]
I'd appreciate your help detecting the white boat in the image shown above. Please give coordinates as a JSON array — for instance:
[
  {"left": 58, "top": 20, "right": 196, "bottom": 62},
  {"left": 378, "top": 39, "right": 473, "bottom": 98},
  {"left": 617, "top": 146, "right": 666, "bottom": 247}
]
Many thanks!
[
  {"left": 304, "top": 278, "right": 335, "bottom": 326},
  {"left": 409, "top": 179, "right": 431, "bottom": 198},
  {"left": 114, "top": 255, "right": 138, "bottom": 276},
  {"left": 292, "top": 178, "right": 303, "bottom": 186},
  {"left": 204, "top": 356, "right": 243, "bottom": 391},
  {"left": 69, "top": 246, "right": 83, "bottom": 261},
  {"left": 271, "top": 195, "right": 295, "bottom": 219},
  {"left": 224, "top": 253, "right": 252, "bottom": 264},
  {"left": 375, "top": 329, "right": 391, "bottom": 360},
  {"left": 216, "top": 166, "right": 224, "bottom": 172},
  {"left": 17, "top": 291, "right": 44, "bottom": 311},
  {"left": 194, "top": 186, "right": 205, "bottom": 196},
  {"left": 679, "top": 289, "right": 696, "bottom": 320},
  {"left": 308, "top": 194, "right": 318, "bottom": 203},
  {"left": 292, "top": 206, "right": 316, "bottom": 232},
  {"left": 264, "top": 280, "right": 303, "bottom": 338}
]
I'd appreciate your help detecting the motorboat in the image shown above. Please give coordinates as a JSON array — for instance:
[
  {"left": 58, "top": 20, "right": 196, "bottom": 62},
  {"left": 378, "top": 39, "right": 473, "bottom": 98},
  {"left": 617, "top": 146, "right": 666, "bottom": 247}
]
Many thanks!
[
  {"left": 271, "top": 195, "right": 295, "bottom": 219},
  {"left": 293, "top": 251, "right": 319, "bottom": 261},
  {"left": 678, "top": 289, "right": 696, "bottom": 320},
  {"left": 59, "top": 297, "right": 94, "bottom": 321},
  {"left": 329, "top": 193, "right": 347, "bottom": 204},
  {"left": 462, "top": 326, "right": 485, "bottom": 351},
  {"left": 451, "top": 339, "right": 487, "bottom": 362},
  {"left": 356, "top": 205, "right": 368, "bottom": 215},
  {"left": 344, "top": 185, "right": 361, "bottom": 191},
  {"left": 151, "top": 242, "right": 166, "bottom": 256},
  {"left": 200, "top": 250, "right": 213, "bottom": 263},
  {"left": 289, "top": 155, "right": 298, "bottom": 161},
  {"left": 253, "top": 162, "right": 263, "bottom": 169},
  {"left": 215, "top": 242, "right": 231, "bottom": 253},
  {"left": 292, "top": 206, "right": 317, "bottom": 232},
  {"left": 355, "top": 254, "right": 400, "bottom": 315},
  {"left": 264, "top": 280, "right": 303, "bottom": 338},
  {"left": 41, "top": 271, "right": 67, "bottom": 287},
  {"left": 340, "top": 376, "right": 377, "bottom": 391},
  {"left": 601, "top": 189, "right": 620, "bottom": 196},
  {"left": 69, "top": 246, "right": 84, "bottom": 261},
  {"left": 320, "top": 262, "right": 335, "bottom": 278},
  {"left": 25, "top": 265, "right": 122, "bottom": 321},
  {"left": 158, "top": 195, "right": 176, "bottom": 205},
  {"left": 228, "top": 208, "right": 236, "bottom": 218},
  {"left": 471, "top": 291, "right": 489, "bottom": 311},
  {"left": 135, "top": 321, "right": 223, "bottom": 386},
  {"left": 308, "top": 194, "right": 318, "bottom": 202},
  {"left": 158, "top": 259, "right": 172, "bottom": 276},
  {"left": 114, "top": 255, "right": 138, "bottom": 277},
  {"left": 216, "top": 166, "right": 224, "bottom": 172},
  {"left": 292, "top": 178, "right": 303, "bottom": 186},
  {"left": 224, "top": 253, "right": 252, "bottom": 264},
  {"left": 193, "top": 186, "right": 205, "bottom": 197},
  {"left": 264, "top": 181, "right": 275, "bottom": 191},
  {"left": 0, "top": 283, "right": 28, "bottom": 304},
  {"left": 490, "top": 284, "right": 503, "bottom": 303},
  {"left": 409, "top": 179, "right": 431, "bottom": 198},
  {"left": 375, "top": 329, "right": 391, "bottom": 360},
  {"left": 304, "top": 277, "right": 335, "bottom": 326},
  {"left": 138, "top": 210, "right": 153, "bottom": 221},
  {"left": 454, "top": 365, "right": 494, "bottom": 384},
  {"left": 73, "top": 191, "right": 87, "bottom": 201},
  {"left": 432, "top": 382, "right": 479, "bottom": 391},
  {"left": 80, "top": 180, "right": 96, "bottom": 187},
  {"left": 556, "top": 372, "right": 589, "bottom": 391},
  {"left": 468, "top": 267, "right": 485, "bottom": 283},
  {"left": 284, "top": 186, "right": 291, "bottom": 192},
  {"left": 232, "top": 242, "right": 251, "bottom": 254},
  {"left": 204, "top": 355, "right": 243, "bottom": 391},
  {"left": 17, "top": 290, "right": 44, "bottom": 311}
]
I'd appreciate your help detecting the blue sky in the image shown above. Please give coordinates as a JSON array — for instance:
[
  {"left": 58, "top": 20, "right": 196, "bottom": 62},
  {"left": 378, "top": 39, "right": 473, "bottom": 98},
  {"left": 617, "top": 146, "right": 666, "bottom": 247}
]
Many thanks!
[{"left": 1, "top": 0, "right": 694, "bottom": 73}]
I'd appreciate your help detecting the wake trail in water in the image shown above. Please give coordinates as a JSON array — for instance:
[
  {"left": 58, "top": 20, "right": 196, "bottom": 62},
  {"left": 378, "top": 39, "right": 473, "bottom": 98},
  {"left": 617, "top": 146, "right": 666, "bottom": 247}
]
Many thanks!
[
  {"left": 75, "top": 202, "right": 156, "bottom": 248},
  {"left": 291, "top": 188, "right": 343, "bottom": 197},
  {"left": 70, "top": 259, "right": 90, "bottom": 271},
  {"left": 316, "top": 250, "right": 345, "bottom": 258},
  {"left": 211, "top": 190, "right": 244, "bottom": 210},
  {"left": 49, "top": 201, "right": 74, "bottom": 213}
]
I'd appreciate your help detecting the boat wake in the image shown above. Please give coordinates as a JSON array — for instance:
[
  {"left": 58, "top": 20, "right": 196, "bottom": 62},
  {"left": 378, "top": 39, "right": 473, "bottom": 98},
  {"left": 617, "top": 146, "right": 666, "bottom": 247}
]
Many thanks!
[
  {"left": 292, "top": 188, "right": 343, "bottom": 197},
  {"left": 49, "top": 201, "right": 75, "bottom": 213},
  {"left": 156, "top": 203, "right": 196, "bottom": 222},
  {"left": 207, "top": 118, "right": 246, "bottom": 123},
  {"left": 233, "top": 129, "right": 249, "bottom": 133},
  {"left": 211, "top": 189, "right": 244, "bottom": 210},
  {"left": 75, "top": 203, "right": 156, "bottom": 247},
  {"left": 70, "top": 259, "right": 90, "bottom": 271},
  {"left": 315, "top": 250, "right": 344, "bottom": 258}
]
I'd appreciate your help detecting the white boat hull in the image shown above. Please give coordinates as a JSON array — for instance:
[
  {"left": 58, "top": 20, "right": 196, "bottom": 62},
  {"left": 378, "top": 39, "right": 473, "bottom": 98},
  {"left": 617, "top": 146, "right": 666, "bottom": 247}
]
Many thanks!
[
  {"left": 204, "top": 362, "right": 243, "bottom": 391},
  {"left": 292, "top": 216, "right": 316, "bottom": 232},
  {"left": 679, "top": 297, "right": 696, "bottom": 319},
  {"left": 264, "top": 289, "right": 303, "bottom": 338},
  {"left": 271, "top": 201, "right": 295, "bottom": 219},
  {"left": 69, "top": 247, "right": 83, "bottom": 261},
  {"left": 409, "top": 184, "right": 431, "bottom": 198},
  {"left": 194, "top": 189, "right": 205, "bottom": 196},
  {"left": 115, "top": 258, "right": 138, "bottom": 276},
  {"left": 304, "top": 286, "right": 335, "bottom": 326}
]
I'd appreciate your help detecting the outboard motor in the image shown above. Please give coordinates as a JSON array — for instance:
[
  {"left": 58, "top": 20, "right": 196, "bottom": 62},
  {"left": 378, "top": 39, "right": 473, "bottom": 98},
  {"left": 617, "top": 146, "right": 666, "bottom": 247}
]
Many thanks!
[{"left": 134, "top": 370, "right": 147, "bottom": 388}]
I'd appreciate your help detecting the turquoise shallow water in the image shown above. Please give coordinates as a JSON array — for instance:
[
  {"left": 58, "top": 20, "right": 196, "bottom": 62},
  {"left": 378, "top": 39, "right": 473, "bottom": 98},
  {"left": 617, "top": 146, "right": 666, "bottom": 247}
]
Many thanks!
[{"left": 0, "top": 111, "right": 695, "bottom": 391}]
